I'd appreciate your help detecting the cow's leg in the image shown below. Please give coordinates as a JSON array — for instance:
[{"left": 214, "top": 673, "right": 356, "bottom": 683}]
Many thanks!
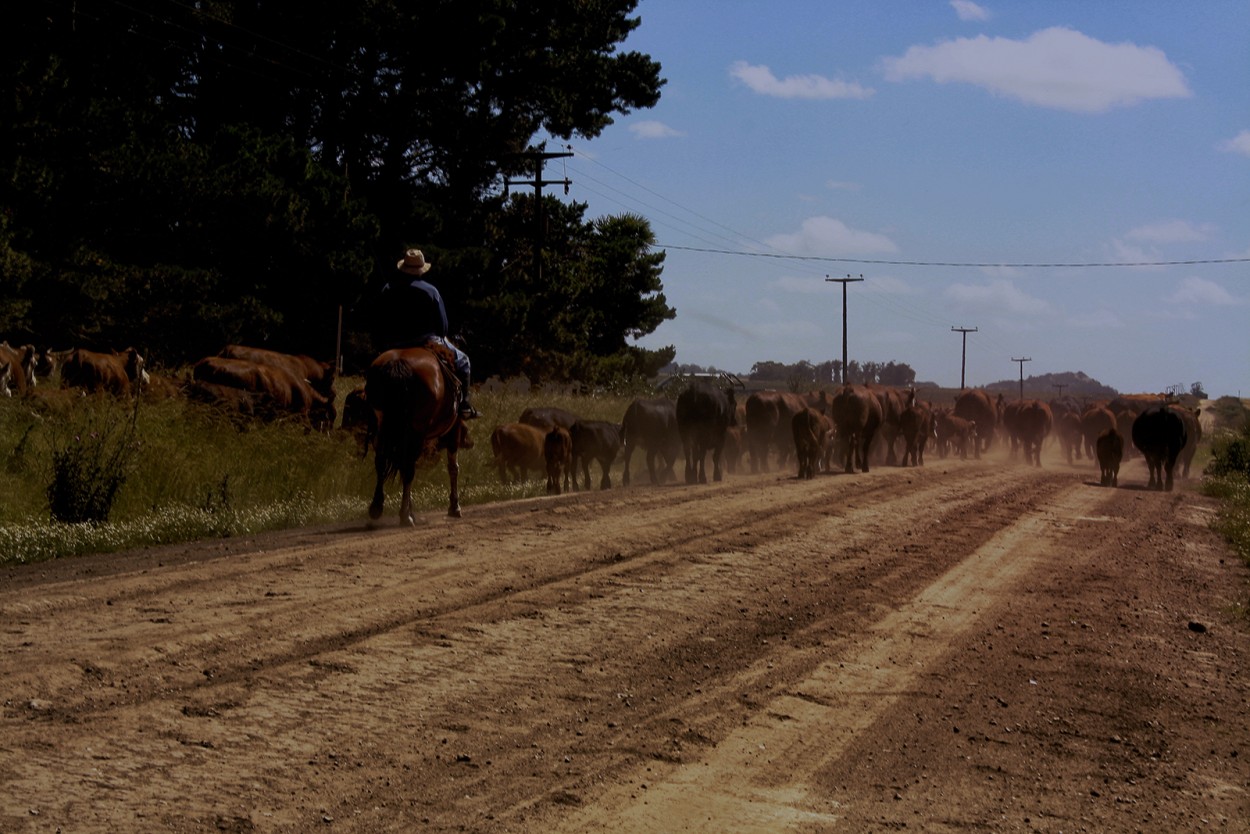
[
  {"left": 712, "top": 444, "right": 724, "bottom": 482},
  {"left": 447, "top": 449, "right": 462, "bottom": 517},
  {"left": 646, "top": 449, "right": 659, "bottom": 486},
  {"left": 621, "top": 446, "right": 633, "bottom": 487}
]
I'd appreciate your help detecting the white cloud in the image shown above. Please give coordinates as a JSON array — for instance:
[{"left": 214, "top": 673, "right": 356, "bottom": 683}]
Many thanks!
[
  {"left": 951, "top": 0, "right": 990, "bottom": 22},
  {"left": 729, "top": 61, "right": 875, "bottom": 100},
  {"left": 1125, "top": 219, "right": 1215, "bottom": 244},
  {"left": 1106, "top": 238, "right": 1166, "bottom": 269},
  {"left": 629, "top": 120, "right": 684, "bottom": 139},
  {"left": 944, "top": 279, "right": 1052, "bottom": 315},
  {"left": 1220, "top": 129, "right": 1250, "bottom": 157},
  {"left": 765, "top": 216, "right": 898, "bottom": 256},
  {"left": 1069, "top": 309, "right": 1125, "bottom": 329},
  {"left": 881, "top": 27, "right": 1191, "bottom": 113},
  {"left": 826, "top": 180, "right": 862, "bottom": 191},
  {"left": 775, "top": 275, "right": 834, "bottom": 295},
  {"left": 1165, "top": 277, "right": 1243, "bottom": 306},
  {"left": 866, "top": 275, "right": 918, "bottom": 295}
]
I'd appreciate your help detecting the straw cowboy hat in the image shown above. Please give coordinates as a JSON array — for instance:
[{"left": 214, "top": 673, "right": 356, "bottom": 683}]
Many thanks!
[{"left": 396, "top": 248, "right": 432, "bottom": 275}]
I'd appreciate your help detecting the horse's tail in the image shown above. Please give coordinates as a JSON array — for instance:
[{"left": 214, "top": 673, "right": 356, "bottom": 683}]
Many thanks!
[{"left": 365, "top": 356, "right": 421, "bottom": 482}]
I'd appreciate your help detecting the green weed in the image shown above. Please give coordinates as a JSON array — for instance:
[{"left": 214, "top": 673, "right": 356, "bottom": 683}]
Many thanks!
[{"left": 0, "top": 379, "right": 648, "bottom": 564}]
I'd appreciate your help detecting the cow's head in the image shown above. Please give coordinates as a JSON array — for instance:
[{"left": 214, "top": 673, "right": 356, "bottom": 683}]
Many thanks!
[
  {"left": 122, "top": 348, "right": 148, "bottom": 387},
  {"left": 14, "top": 344, "right": 37, "bottom": 388}
]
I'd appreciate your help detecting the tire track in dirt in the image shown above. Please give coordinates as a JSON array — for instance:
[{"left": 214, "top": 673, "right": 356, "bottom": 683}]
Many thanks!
[
  {"left": 0, "top": 463, "right": 1093, "bottom": 832},
  {"left": 0, "top": 465, "right": 1006, "bottom": 718},
  {"left": 533, "top": 480, "right": 1102, "bottom": 833}
]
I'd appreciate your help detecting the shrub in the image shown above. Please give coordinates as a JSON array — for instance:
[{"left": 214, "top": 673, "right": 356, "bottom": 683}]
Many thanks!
[
  {"left": 46, "top": 402, "right": 140, "bottom": 523},
  {"left": 1205, "top": 424, "right": 1250, "bottom": 481}
]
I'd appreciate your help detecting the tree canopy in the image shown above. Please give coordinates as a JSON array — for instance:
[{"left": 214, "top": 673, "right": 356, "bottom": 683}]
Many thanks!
[{"left": 1, "top": 0, "right": 671, "bottom": 382}]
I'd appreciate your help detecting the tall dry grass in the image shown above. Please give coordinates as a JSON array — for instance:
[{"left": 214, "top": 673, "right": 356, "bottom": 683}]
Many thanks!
[{"left": 0, "top": 377, "right": 642, "bottom": 564}]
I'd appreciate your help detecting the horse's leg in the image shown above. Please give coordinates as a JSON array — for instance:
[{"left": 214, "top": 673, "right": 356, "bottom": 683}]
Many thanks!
[
  {"left": 398, "top": 457, "right": 417, "bottom": 527},
  {"left": 369, "top": 452, "right": 386, "bottom": 520},
  {"left": 447, "top": 448, "right": 462, "bottom": 518}
]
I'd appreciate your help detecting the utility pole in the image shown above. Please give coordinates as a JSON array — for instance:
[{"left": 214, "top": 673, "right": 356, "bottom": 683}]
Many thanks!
[
  {"left": 1052, "top": 383, "right": 1067, "bottom": 398},
  {"left": 951, "top": 326, "right": 977, "bottom": 389},
  {"left": 826, "top": 274, "right": 864, "bottom": 384},
  {"left": 505, "top": 149, "right": 572, "bottom": 287},
  {"left": 1011, "top": 357, "right": 1032, "bottom": 400}
]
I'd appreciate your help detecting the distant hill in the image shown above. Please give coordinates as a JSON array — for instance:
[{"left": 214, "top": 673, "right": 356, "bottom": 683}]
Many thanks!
[{"left": 984, "top": 371, "right": 1117, "bottom": 399}]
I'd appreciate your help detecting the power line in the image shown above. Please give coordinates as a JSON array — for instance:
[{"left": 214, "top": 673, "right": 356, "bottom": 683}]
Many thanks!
[{"left": 652, "top": 244, "right": 1250, "bottom": 270}]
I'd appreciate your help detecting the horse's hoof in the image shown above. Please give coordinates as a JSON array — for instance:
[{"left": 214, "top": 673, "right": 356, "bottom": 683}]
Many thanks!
[
  {"left": 401, "top": 513, "right": 416, "bottom": 528},
  {"left": 368, "top": 503, "right": 383, "bottom": 520},
  {"left": 448, "top": 507, "right": 462, "bottom": 519}
]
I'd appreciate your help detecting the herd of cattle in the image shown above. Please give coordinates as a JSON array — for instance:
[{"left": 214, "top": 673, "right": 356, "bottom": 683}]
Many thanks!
[
  {"left": 0, "top": 341, "right": 338, "bottom": 430},
  {"left": 1, "top": 339, "right": 1199, "bottom": 496},
  {"left": 489, "top": 380, "right": 1201, "bottom": 497}
]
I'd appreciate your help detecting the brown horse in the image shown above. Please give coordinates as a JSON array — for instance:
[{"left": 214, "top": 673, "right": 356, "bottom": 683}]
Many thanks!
[{"left": 365, "top": 345, "right": 468, "bottom": 524}]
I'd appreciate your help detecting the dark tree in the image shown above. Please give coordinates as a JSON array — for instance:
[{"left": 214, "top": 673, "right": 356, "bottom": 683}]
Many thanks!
[{"left": 1, "top": 1, "right": 665, "bottom": 371}]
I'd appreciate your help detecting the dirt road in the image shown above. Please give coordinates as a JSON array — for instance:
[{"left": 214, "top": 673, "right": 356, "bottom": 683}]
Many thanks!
[{"left": 2, "top": 454, "right": 1247, "bottom": 833}]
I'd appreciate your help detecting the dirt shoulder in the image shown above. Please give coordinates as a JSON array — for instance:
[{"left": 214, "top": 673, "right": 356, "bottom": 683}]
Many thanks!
[{"left": 1, "top": 455, "right": 1247, "bottom": 832}]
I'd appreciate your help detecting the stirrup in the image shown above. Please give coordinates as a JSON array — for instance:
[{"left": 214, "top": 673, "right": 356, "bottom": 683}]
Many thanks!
[{"left": 459, "top": 403, "right": 479, "bottom": 420}]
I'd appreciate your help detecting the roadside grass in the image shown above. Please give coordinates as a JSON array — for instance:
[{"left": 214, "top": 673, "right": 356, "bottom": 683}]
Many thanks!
[
  {"left": 0, "top": 379, "right": 641, "bottom": 565},
  {"left": 1199, "top": 399, "right": 1250, "bottom": 618}
]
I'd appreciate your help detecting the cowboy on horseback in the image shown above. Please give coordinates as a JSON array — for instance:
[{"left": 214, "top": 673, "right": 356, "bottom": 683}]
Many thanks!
[{"left": 376, "top": 248, "right": 478, "bottom": 420}]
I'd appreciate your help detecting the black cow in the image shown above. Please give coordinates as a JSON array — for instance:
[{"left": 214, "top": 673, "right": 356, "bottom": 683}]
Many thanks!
[
  {"left": 1096, "top": 427, "right": 1123, "bottom": 488},
  {"left": 1131, "top": 406, "right": 1187, "bottom": 491},
  {"left": 519, "top": 406, "right": 580, "bottom": 432},
  {"left": 621, "top": 397, "right": 682, "bottom": 486},
  {"left": 570, "top": 420, "right": 623, "bottom": 490},
  {"left": 676, "top": 381, "right": 737, "bottom": 484}
]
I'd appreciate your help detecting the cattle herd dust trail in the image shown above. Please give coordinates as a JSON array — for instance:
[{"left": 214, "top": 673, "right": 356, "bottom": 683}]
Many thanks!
[{"left": 1, "top": 448, "right": 1247, "bottom": 832}]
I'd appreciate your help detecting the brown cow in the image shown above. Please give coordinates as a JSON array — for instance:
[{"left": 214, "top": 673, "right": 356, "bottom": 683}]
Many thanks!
[
  {"left": 1015, "top": 399, "right": 1054, "bottom": 467},
  {"left": 60, "top": 347, "right": 146, "bottom": 396},
  {"left": 0, "top": 342, "right": 38, "bottom": 397},
  {"left": 953, "top": 388, "right": 997, "bottom": 456},
  {"left": 898, "top": 389, "right": 934, "bottom": 467},
  {"left": 1169, "top": 404, "right": 1202, "bottom": 479},
  {"left": 183, "top": 379, "right": 277, "bottom": 423},
  {"left": 721, "top": 424, "right": 746, "bottom": 475},
  {"left": 866, "top": 383, "right": 907, "bottom": 466},
  {"left": 791, "top": 407, "right": 829, "bottom": 480},
  {"left": 544, "top": 426, "right": 573, "bottom": 495},
  {"left": 490, "top": 422, "right": 548, "bottom": 485},
  {"left": 1079, "top": 405, "right": 1116, "bottom": 461},
  {"left": 743, "top": 390, "right": 809, "bottom": 473},
  {"left": 936, "top": 412, "right": 978, "bottom": 460},
  {"left": 192, "top": 356, "right": 335, "bottom": 429},
  {"left": 219, "top": 344, "right": 336, "bottom": 400},
  {"left": 1055, "top": 409, "right": 1083, "bottom": 464},
  {"left": 830, "top": 384, "right": 883, "bottom": 473}
]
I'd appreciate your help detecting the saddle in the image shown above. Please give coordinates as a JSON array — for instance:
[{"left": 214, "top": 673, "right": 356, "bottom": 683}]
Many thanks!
[{"left": 419, "top": 338, "right": 463, "bottom": 409}]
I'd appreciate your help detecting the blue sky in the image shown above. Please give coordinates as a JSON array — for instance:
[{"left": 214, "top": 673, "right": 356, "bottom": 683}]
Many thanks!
[{"left": 554, "top": 0, "right": 1250, "bottom": 397}]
